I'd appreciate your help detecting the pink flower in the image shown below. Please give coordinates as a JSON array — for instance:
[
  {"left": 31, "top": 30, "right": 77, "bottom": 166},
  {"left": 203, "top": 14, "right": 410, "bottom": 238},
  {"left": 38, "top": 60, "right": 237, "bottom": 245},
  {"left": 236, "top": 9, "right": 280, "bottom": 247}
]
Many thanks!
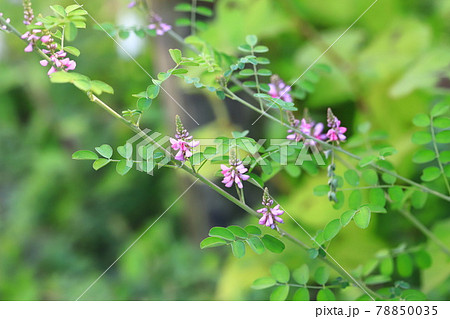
[
  {"left": 268, "top": 75, "right": 293, "bottom": 103},
  {"left": 128, "top": 1, "right": 137, "bottom": 8},
  {"left": 170, "top": 115, "right": 199, "bottom": 162},
  {"left": 148, "top": 14, "right": 172, "bottom": 36},
  {"left": 326, "top": 108, "right": 347, "bottom": 143},
  {"left": 257, "top": 188, "right": 284, "bottom": 229},
  {"left": 286, "top": 118, "right": 301, "bottom": 142},
  {"left": 221, "top": 159, "right": 250, "bottom": 189},
  {"left": 0, "top": 13, "right": 11, "bottom": 31},
  {"left": 286, "top": 111, "right": 326, "bottom": 145},
  {"left": 23, "top": 0, "right": 35, "bottom": 25}
]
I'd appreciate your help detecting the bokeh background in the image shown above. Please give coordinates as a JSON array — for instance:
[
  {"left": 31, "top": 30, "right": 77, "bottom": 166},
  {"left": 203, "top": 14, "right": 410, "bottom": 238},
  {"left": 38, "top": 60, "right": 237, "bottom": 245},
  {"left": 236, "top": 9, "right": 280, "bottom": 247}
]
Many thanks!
[{"left": 0, "top": 0, "right": 449, "bottom": 300}]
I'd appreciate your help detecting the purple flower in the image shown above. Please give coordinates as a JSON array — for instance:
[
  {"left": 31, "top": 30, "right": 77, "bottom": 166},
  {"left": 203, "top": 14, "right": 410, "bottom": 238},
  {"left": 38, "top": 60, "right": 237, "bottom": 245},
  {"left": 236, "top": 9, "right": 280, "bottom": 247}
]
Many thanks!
[
  {"left": 326, "top": 108, "right": 347, "bottom": 143},
  {"left": 128, "top": 1, "right": 137, "bottom": 8},
  {"left": 286, "top": 111, "right": 326, "bottom": 145},
  {"left": 148, "top": 14, "right": 172, "bottom": 36},
  {"left": 268, "top": 75, "right": 293, "bottom": 103},
  {"left": 221, "top": 159, "right": 250, "bottom": 189},
  {"left": 257, "top": 188, "right": 284, "bottom": 229},
  {"left": 170, "top": 115, "right": 199, "bottom": 162},
  {"left": 0, "top": 13, "right": 11, "bottom": 31}
]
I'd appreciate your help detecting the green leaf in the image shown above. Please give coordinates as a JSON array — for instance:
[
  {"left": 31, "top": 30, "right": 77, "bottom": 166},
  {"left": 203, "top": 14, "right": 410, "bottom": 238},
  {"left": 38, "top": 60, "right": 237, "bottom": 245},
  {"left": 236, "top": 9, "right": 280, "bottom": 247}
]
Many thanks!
[
  {"left": 292, "top": 264, "right": 309, "bottom": 285},
  {"left": 247, "top": 237, "right": 265, "bottom": 254},
  {"left": 308, "top": 248, "right": 319, "bottom": 259},
  {"left": 388, "top": 186, "right": 403, "bottom": 202},
  {"left": 431, "top": 102, "right": 449, "bottom": 117},
  {"left": 362, "top": 169, "right": 378, "bottom": 185},
  {"left": 293, "top": 287, "right": 310, "bottom": 301},
  {"left": 137, "top": 98, "right": 152, "bottom": 112},
  {"left": 95, "top": 144, "right": 113, "bottom": 158},
  {"left": 50, "top": 5, "right": 66, "bottom": 17},
  {"left": 244, "top": 225, "right": 262, "bottom": 236},
  {"left": 284, "top": 164, "right": 301, "bottom": 178},
  {"left": 65, "top": 4, "right": 82, "bottom": 13},
  {"left": 344, "top": 169, "right": 359, "bottom": 186},
  {"left": 253, "top": 45, "right": 269, "bottom": 53},
  {"left": 397, "top": 253, "right": 413, "bottom": 278},
  {"left": 348, "top": 190, "right": 362, "bottom": 210},
  {"left": 72, "top": 150, "right": 98, "bottom": 160},
  {"left": 93, "top": 158, "right": 111, "bottom": 170},
  {"left": 209, "top": 226, "right": 235, "bottom": 241},
  {"left": 252, "top": 277, "right": 276, "bottom": 290},
  {"left": 200, "top": 237, "right": 227, "bottom": 249},
  {"left": 175, "top": 18, "right": 191, "bottom": 27},
  {"left": 227, "top": 225, "right": 248, "bottom": 238},
  {"left": 118, "top": 30, "right": 130, "bottom": 39},
  {"left": 413, "top": 250, "right": 432, "bottom": 269},
  {"left": 317, "top": 288, "right": 335, "bottom": 301},
  {"left": 433, "top": 117, "right": 450, "bottom": 128},
  {"left": 359, "top": 155, "right": 377, "bottom": 167},
  {"left": 379, "top": 146, "right": 397, "bottom": 157},
  {"left": 116, "top": 160, "right": 132, "bottom": 175},
  {"left": 270, "top": 262, "right": 290, "bottom": 283},
  {"left": 261, "top": 234, "right": 285, "bottom": 253},
  {"left": 340, "top": 210, "right": 355, "bottom": 227},
  {"left": 231, "top": 240, "right": 245, "bottom": 258},
  {"left": 239, "top": 69, "right": 254, "bottom": 76},
  {"left": 169, "top": 49, "right": 182, "bottom": 64},
  {"left": 246, "top": 35, "right": 258, "bottom": 46},
  {"left": 401, "top": 289, "right": 427, "bottom": 301},
  {"left": 196, "top": 6, "right": 213, "bottom": 17},
  {"left": 413, "top": 150, "right": 436, "bottom": 164},
  {"left": 65, "top": 22, "right": 78, "bottom": 42},
  {"left": 411, "top": 191, "right": 428, "bottom": 209},
  {"left": 270, "top": 285, "right": 289, "bottom": 301},
  {"left": 257, "top": 69, "right": 272, "bottom": 76},
  {"left": 411, "top": 131, "right": 432, "bottom": 145},
  {"left": 380, "top": 257, "right": 394, "bottom": 276},
  {"left": 64, "top": 46, "right": 80, "bottom": 57},
  {"left": 117, "top": 144, "right": 132, "bottom": 159},
  {"left": 421, "top": 166, "right": 441, "bottom": 182},
  {"left": 435, "top": 130, "right": 450, "bottom": 143},
  {"left": 353, "top": 206, "right": 371, "bottom": 229},
  {"left": 412, "top": 113, "right": 430, "bottom": 127},
  {"left": 369, "top": 188, "right": 386, "bottom": 207},
  {"left": 365, "top": 275, "right": 391, "bottom": 285},
  {"left": 174, "top": 3, "right": 192, "bottom": 11},
  {"left": 238, "top": 44, "right": 252, "bottom": 53},
  {"left": 314, "top": 266, "right": 329, "bottom": 285},
  {"left": 313, "top": 185, "right": 329, "bottom": 196},
  {"left": 73, "top": 80, "right": 91, "bottom": 91},
  {"left": 90, "top": 80, "right": 114, "bottom": 95},
  {"left": 146, "top": 84, "right": 160, "bottom": 99},
  {"left": 323, "top": 219, "right": 341, "bottom": 241}
]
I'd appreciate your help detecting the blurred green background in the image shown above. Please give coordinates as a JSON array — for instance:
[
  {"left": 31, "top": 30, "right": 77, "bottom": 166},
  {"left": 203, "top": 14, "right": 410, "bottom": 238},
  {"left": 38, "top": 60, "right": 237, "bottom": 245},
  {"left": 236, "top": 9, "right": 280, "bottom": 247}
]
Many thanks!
[{"left": 0, "top": 0, "right": 449, "bottom": 300}]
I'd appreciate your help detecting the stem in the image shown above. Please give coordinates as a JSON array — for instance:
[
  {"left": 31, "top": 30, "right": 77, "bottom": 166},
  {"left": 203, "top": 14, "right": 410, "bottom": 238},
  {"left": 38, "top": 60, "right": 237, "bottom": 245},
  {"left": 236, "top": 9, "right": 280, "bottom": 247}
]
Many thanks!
[
  {"left": 430, "top": 115, "right": 450, "bottom": 195},
  {"left": 191, "top": 0, "right": 197, "bottom": 36},
  {"left": 397, "top": 208, "right": 450, "bottom": 257}
]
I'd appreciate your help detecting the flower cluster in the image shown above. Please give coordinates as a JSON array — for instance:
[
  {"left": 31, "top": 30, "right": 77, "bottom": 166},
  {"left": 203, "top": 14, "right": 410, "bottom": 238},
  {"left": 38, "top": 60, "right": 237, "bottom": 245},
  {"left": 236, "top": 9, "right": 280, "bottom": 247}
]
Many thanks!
[
  {"left": 220, "top": 157, "right": 250, "bottom": 189},
  {"left": 286, "top": 110, "right": 326, "bottom": 146},
  {"left": 0, "top": 13, "right": 11, "bottom": 31},
  {"left": 148, "top": 14, "right": 172, "bottom": 36},
  {"left": 23, "top": 0, "right": 34, "bottom": 25},
  {"left": 326, "top": 108, "right": 347, "bottom": 143},
  {"left": 21, "top": 22, "right": 44, "bottom": 52},
  {"left": 170, "top": 115, "right": 199, "bottom": 162},
  {"left": 257, "top": 188, "right": 284, "bottom": 229},
  {"left": 268, "top": 75, "right": 293, "bottom": 103}
]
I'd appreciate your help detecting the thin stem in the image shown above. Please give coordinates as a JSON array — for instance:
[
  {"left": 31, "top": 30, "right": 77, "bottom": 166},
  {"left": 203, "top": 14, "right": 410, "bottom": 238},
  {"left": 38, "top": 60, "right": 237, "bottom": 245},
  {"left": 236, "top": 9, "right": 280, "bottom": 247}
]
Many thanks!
[
  {"left": 191, "top": 0, "right": 197, "bottom": 36},
  {"left": 430, "top": 115, "right": 450, "bottom": 195},
  {"left": 397, "top": 208, "right": 450, "bottom": 257},
  {"left": 339, "top": 185, "right": 414, "bottom": 191}
]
